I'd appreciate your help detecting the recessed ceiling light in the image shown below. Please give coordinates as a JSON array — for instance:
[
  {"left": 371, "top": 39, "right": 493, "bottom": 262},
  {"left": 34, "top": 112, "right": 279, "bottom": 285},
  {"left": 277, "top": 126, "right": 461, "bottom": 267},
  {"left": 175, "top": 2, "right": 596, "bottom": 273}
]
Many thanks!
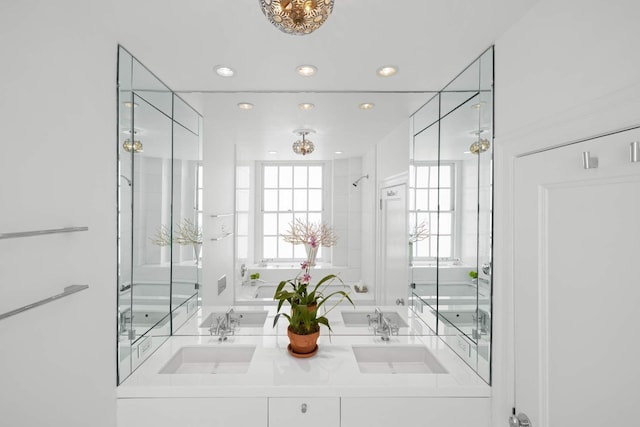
[
  {"left": 299, "top": 103, "right": 315, "bottom": 110},
  {"left": 123, "top": 101, "right": 138, "bottom": 108},
  {"left": 237, "top": 102, "right": 254, "bottom": 110},
  {"left": 268, "top": 151, "right": 278, "bottom": 155},
  {"left": 296, "top": 65, "right": 317, "bottom": 77},
  {"left": 214, "top": 65, "right": 235, "bottom": 77},
  {"left": 471, "top": 101, "right": 486, "bottom": 110},
  {"left": 377, "top": 65, "right": 398, "bottom": 77},
  {"left": 359, "top": 103, "right": 375, "bottom": 110},
  {"left": 334, "top": 151, "right": 343, "bottom": 155}
]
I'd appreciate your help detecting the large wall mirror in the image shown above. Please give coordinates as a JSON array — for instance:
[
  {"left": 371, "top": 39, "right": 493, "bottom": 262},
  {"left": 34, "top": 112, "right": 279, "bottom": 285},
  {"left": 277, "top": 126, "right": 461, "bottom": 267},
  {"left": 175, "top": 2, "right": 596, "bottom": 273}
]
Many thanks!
[
  {"left": 409, "top": 47, "right": 493, "bottom": 383},
  {"left": 117, "top": 46, "right": 202, "bottom": 384}
]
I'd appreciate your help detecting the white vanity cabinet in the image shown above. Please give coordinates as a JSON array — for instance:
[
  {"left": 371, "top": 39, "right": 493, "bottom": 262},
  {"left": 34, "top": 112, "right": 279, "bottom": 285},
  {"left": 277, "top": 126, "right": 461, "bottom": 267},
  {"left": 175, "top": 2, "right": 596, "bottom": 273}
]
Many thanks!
[
  {"left": 341, "top": 397, "right": 491, "bottom": 427},
  {"left": 268, "top": 397, "right": 340, "bottom": 427},
  {"left": 117, "top": 397, "right": 267, "bottom": 427}
]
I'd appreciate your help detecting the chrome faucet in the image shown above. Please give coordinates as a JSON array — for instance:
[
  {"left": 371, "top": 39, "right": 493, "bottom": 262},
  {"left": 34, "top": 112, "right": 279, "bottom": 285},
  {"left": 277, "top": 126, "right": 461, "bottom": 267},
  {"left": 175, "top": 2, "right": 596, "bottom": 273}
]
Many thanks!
[
  {"left": 472, "top": 308, "right": 491, "bottom": 339},
  {"left": 119, "top": 307, "right": 132, "bottom": 332},
  {"left": 209, "top": 308, "right": 238, "bottom": 341},
  {"left": 369, "top": 307, "right": 398, "bottom": 341}
]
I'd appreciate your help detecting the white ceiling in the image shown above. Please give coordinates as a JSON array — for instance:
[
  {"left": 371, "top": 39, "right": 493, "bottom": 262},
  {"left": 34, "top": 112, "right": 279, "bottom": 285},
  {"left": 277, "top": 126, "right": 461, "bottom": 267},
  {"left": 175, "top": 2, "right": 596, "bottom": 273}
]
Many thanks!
[{"left": 116, "top": 0, "right": 538, "bottom": 160}]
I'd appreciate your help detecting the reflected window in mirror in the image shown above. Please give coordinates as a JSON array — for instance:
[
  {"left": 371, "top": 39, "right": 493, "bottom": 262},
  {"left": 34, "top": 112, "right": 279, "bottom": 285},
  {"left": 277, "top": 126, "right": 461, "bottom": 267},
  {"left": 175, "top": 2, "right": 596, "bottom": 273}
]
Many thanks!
[
  {"left": 409, "top": 161, "right": 457, "bottom": 260},
  {"left": 260, "top": 162, "right": 325, "bottom": 262},
  {"left": 236, "top": 164, "right": 251, "bottom": 260}
]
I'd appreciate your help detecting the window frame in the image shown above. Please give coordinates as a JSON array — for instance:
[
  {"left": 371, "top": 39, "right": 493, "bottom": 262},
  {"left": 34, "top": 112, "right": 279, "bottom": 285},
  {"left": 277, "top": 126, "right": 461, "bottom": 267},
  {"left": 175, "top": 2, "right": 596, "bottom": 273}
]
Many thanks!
[
  {"left": 255, "top": 161, "right": 331, "bottom": 264},
  {"left": 409, "top": 160, "right": 460, "bottom": 261}
]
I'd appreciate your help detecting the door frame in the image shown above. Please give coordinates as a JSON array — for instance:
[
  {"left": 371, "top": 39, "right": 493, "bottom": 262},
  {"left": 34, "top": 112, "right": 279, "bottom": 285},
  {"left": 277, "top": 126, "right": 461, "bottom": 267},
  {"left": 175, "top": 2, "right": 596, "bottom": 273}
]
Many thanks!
[{"left": 376, "top": 172, "right": 408, "bottom": 306}]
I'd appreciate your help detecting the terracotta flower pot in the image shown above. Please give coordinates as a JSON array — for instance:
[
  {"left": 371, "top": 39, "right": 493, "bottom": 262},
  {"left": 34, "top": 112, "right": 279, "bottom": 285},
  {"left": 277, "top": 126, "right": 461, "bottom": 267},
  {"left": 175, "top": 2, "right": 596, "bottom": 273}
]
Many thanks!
[{"left": 287, "top": 327, "right": 320, "bottom": 357}]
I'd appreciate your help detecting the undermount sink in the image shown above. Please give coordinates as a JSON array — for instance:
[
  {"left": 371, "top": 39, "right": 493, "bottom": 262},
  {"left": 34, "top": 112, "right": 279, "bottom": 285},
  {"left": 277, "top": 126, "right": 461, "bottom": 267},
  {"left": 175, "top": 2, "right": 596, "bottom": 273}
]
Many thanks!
[
  {"left": 159, "top": 345, "right": 255, "bottom": 374},
  {"left": 199, "top": 310, "right": 268, "bottom": 328},
  {"left": 352, "top": 345, "right": 448, "bottom": 374},
  {"left": 341, "top": 310, "right": 408, "bottom": 328}
]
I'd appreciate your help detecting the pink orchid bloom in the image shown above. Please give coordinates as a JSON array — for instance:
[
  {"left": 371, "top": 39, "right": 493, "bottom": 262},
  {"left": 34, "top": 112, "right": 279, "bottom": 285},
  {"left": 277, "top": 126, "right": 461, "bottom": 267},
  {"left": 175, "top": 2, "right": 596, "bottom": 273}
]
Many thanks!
[{"left": 301, "top": 273, "right": 311, "bottom": 284}]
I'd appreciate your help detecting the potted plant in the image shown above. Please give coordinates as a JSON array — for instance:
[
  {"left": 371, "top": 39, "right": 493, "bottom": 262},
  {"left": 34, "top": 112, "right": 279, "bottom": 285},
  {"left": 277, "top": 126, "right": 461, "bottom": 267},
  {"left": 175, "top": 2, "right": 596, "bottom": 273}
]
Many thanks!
[{"left": 274, "top": 220, "right": 353, "bottom": 357}]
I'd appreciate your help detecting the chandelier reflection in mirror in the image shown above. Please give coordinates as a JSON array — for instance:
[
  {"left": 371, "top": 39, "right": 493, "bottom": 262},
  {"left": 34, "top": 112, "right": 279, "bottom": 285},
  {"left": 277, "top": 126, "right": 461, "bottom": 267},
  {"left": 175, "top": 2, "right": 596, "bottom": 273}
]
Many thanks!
[
  {"left": 123, "top": 139, "right": 143, "bottom": 153},
  {"left": 469, "top": 138, "right": 490, "bottom": 154},
  {"left": 259, "top": 0, "right": 334, "bottom": 35},
  {"left": 292, "top": 129, "right": 315, "bottom": 155}
]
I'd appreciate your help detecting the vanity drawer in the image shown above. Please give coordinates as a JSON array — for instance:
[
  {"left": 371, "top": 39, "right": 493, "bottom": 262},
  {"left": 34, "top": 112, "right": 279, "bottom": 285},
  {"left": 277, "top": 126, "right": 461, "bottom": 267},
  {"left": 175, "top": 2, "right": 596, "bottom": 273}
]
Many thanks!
[{"left": 268, "top": 397, "right": 340, "bottom": 427}]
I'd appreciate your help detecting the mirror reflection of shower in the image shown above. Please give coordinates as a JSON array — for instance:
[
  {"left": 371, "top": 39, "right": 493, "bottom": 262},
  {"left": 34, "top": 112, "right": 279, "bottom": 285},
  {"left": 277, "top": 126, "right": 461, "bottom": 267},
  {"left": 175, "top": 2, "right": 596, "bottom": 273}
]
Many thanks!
[{"left": 352, "top": 174, "right": 369, "bottom": 187}]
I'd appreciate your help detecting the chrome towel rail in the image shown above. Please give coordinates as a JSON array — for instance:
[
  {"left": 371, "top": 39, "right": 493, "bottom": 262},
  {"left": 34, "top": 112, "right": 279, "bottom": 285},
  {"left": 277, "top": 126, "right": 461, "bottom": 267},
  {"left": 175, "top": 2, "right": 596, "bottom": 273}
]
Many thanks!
[
  {"left": 0, "top": 226, "right": 88, "bottom": 240},
  {"left": 0, "top": 285, "right": 89, "bottom": 321}
]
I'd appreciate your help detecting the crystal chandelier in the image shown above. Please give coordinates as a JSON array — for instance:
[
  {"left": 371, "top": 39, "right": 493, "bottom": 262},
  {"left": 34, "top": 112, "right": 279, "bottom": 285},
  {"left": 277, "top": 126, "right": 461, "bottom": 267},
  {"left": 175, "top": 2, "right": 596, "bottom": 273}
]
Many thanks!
[
  {"left": 123, "top": 139, "right": 143, "bottom": 153},
  {"left": 292, "top": 130, "right": 315, "bottom": 155},
  {"left": 258, "top": 0, "right": 334, "bottom": 35}
]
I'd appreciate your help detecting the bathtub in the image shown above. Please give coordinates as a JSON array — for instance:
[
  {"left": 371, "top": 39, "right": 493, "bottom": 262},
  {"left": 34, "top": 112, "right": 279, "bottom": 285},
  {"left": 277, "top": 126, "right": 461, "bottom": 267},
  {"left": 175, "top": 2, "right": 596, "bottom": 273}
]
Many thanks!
[
  {"left": 413, "top": 282, "right": 490, "bottom": 306},
  {"left": 237, "top": 281, "right": 373, "bottom": 305}
]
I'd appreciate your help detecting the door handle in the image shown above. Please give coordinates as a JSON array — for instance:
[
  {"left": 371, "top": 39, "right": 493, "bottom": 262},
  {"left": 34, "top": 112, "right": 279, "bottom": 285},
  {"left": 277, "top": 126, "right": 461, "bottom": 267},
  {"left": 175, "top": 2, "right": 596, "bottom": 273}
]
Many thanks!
[{"left": 509, "top": 412, "right": 531, "bottom": 427}]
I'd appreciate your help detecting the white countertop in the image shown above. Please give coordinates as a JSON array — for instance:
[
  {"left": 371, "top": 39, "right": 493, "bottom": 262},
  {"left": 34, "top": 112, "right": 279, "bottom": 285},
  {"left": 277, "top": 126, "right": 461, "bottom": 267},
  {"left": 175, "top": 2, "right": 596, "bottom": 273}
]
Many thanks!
[{"left": 117, "top": 306, "right": 490, "bottom": 398}]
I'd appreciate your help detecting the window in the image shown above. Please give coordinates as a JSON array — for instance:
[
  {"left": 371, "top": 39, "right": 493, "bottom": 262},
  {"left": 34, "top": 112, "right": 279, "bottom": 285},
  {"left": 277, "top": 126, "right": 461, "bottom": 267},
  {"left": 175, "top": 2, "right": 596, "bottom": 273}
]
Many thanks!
[
  {"left": 409, "top": 161, "right": 455, "bottom": 259},
  {"left": 236, "top": 165, "right": 251, "bottom": 259},
  {"left": 261, "top": 163, "right": 324, "bottom": 261}
]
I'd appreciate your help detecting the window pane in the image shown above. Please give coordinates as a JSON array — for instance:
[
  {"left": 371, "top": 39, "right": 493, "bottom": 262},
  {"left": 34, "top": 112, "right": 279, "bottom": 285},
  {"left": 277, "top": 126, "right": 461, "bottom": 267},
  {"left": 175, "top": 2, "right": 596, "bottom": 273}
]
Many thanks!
[
  {"left": 308, "top": 166, "right": 322, "bottom": 187},
  {"left": 416, "top": 240, "right": 428, "bottom": 257},
  {"left": 197, "top": 189, "right": 203, "bottom": 209},
  {"left": 264, "top": 166, "right": 278, "bottom": 188},
  {"left": 439, "top": 189, "right": 452, "bottom": 210},
  {"left": 408, "top": 188, "right": 415, "bottom": 211},
  {"left": 293, "top": 189, "right": 307, "bottom": 211},
  {"left": 278, "top": 240, "right": 293, "bottom": 259},
  {"left": 293, "top": 244, "right": 306, "bottom": 259},
  {"left": 308, "top": 189, "right": 322, "bottom": 211},
  {"left": 263, "top": 213, "right": 278, "bottom": 235},
  {"left": 294, "top": 212, "right": 307, "bottom": 224},
  {"left": 428, "top": 189, "right": 438, "bottom": 211},
  {"left": 416, "top": 166, "right": 429, "bottom": 188},
  {"left": 430, "top": 213, "right": 439, "bottom": 234},
  {"left": 278, "top": 213, "right": 294, "bottom": 234},
  {"left": 279, "top": 189, "right": 292, "bottom": 211},
  {"left": 429, "top": 237, "right": 438, "bottom": 256},
  {"left": 198, "top": 165, "right": 204, "bottom": 187},
  {"left": 439, "top": 236, "right": 452, "bottom": 257},
  {"left": 307, "top": 212, "right": 322, "bottom": 224},
  {"left": 237, "top": 213, "right": 248, "bottom": 235},
  {"left": 429, "top": 167, "right": 439, "bottom": 187},
  {"left": 263, "top": 189, "right": 278, "bottom": 211},
  {"left": 439, "top": 165, "right": 451, "bottom": 187},
  {"left": 236, "top": 189, "right": 249, "bottom": 211},
  {"left": 293, "top": 166, "right": 308, "bottom": 188},
  {"left": 439, "top": 212, "right": 452, "bottom": 235},
  {"left": 237, "top": 236, "right": 248, "bottom": 259},
  {"left": 416, "top": 189, "right": 428, "bottom": 210},
  {"left": 263, "top": 237, "right": 278, "bottom": 259},
  {"left": 279, "top": 166, "right": 293, "bottom": 188}
]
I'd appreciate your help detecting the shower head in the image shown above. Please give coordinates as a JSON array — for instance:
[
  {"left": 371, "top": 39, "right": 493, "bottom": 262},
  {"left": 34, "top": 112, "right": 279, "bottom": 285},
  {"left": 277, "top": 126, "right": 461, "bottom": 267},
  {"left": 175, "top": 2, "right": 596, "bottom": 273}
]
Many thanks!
[{"left": 352, "top": 174, "right": 369, "bottom": 187}]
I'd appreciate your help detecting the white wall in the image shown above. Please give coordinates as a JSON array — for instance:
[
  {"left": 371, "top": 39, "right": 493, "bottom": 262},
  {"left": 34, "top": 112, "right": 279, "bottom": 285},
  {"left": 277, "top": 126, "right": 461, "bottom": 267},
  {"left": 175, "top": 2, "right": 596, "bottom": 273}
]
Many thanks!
[
  {"left": 493, "top": 0, "right": 640, "bottom": 423},
  {"left": 0, "top": 1, "right": 117, "bottom": 426},
  {"left": 360, "top": 149, "right": 377, "bottom": 291},
  {"left": 201, "top": 97, "right": 236, "bottom": 306},
  {"left": 376, "top": 119, "right": 411, "bottom": 181}
]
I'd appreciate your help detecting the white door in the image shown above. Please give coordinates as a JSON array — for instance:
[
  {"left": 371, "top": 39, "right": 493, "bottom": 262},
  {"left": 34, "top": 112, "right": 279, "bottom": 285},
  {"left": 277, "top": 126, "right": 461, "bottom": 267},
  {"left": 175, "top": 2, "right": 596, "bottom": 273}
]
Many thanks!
[
  {"left": 379, "top": 182, "right": 408, "bottom": 305},
  {"left": 513, "top": 129, "right": 640, "bottom": 426}
]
